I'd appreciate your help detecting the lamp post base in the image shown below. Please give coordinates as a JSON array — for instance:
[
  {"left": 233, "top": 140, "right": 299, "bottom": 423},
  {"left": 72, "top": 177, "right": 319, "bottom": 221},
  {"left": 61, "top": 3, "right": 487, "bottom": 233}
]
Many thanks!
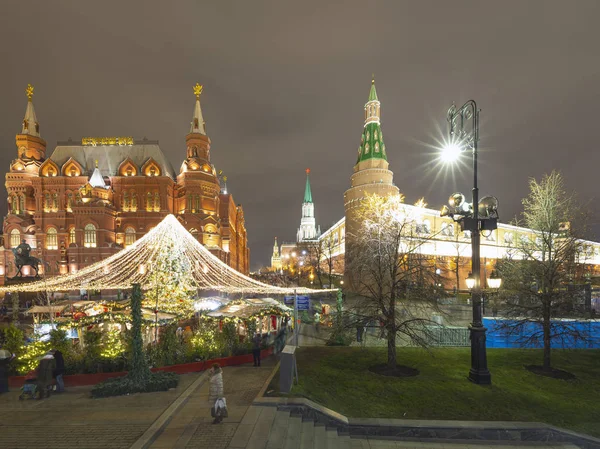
[{"left": 468, "top": 324, "right": 491, "bottom": 385}]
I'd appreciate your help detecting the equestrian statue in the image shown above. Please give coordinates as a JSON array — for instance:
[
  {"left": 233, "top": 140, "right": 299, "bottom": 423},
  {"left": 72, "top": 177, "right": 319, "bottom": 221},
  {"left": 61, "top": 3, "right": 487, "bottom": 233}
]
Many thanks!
[{"left": 11, "top": 240, "right": 41, "bottom": 279}]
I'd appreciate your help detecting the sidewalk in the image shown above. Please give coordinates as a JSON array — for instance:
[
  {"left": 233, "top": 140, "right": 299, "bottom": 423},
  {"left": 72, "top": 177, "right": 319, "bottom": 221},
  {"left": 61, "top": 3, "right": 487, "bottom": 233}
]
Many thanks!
[
  {"left": 149, "top": 357, "right": 277, "bottom": 449},
  {"left": 0, "top": 372, "right": 201, "bottom": 449}
]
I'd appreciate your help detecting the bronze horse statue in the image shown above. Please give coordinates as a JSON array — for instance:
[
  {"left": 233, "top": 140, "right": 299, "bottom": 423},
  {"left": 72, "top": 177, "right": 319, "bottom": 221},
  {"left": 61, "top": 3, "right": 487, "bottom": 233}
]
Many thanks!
[{"left": 11, "top": 241, "right": 42, "bottom": 279}]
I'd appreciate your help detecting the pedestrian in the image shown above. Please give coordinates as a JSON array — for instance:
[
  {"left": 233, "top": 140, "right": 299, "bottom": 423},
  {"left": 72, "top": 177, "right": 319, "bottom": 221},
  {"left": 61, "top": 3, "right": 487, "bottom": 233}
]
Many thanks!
[
  {"left": 356, "top": 325, "right": 363, "bottom": 342},
  {"left": 0, "top": 347, "right": 15, "bottom": 393},
  {"left": 36, "top": 352, "right": 56, "bottom": 399},
  {"left": 208, "top": 363, "right": 225, "bottom": 424},
  {"left": 52, "top": 349, "right": 65, "bottom": 393},
  {"left": 252, "top": 332, "right": 262, "bottom": 367}
]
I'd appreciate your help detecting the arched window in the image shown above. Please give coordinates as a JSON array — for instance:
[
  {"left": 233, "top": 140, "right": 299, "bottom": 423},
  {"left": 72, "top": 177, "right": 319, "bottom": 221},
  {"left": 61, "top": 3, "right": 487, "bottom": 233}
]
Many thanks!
[
  {"left": 125, "top": 227, "right": 136, "bottom": 246},
  {"left": 154, "top": 192, "right": 160, "bottom": 212},
  {"left": 52, "top": 193, "right": 58, "bottom": 211},
  {"left": 84, "top": 223, "right": 97, "bottom": 248},
  {"left": 66, "top": 192, "right": 73, "bottom": 211},
  {"left": 19, "top": 194, "right": 25, "bottom": 214},
  {"left": 146, "top": 192, "right": 153, "bottom": 212},
  {"left": 46, "top": 227, "right": 58, "bottom": 250},
  {"left": 123, "top": 191, "right": 130, "bottom": 211},
  {"left": 69, "top": 227, "right": 76, "bottom": 245},
  {"left": 10, "top": 229, "right": 21, "bottom": 248},
  {"left": 131, "top": 191, "right": 137, "bottom": 211},
  {"left": 44, "top": 193, "right": 51, "bottom": 211},
  {"left": 190, "top": 228, "right": 199, "bottom": 240}
]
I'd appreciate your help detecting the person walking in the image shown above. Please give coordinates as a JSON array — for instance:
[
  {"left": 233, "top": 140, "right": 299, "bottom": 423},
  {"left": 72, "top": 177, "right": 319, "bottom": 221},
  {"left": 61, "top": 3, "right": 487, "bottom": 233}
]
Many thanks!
[
  {"left": 52, "top": 349, "right": 65, "bottom": 393},
  {"left": 252, "top": 332, "right": 262, "bottom": 367},
  {"left": 36, "top": 353, "right": 56, "bottom": 399},
  {"left": 208, "top": 363, "right": 224, "bottom": 424},
  {"left": 0, "top": 347, "right": 15, "bottom": 393}
]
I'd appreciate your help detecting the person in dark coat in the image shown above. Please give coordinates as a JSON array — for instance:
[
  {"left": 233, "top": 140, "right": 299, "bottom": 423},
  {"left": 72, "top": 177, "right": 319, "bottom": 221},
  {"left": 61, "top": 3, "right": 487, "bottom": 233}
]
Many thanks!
[
  {"left": 36, "top": 354, "right": 56, "bottom": 399},
  {"left": 0, "top": 348, "right": 15, "bottom": 393},
  {"left": 52, "top": 349, "right": 65, "bottom": 392},
  {"left": 252, "top": 333, "right": 261, "bottom": 367}
]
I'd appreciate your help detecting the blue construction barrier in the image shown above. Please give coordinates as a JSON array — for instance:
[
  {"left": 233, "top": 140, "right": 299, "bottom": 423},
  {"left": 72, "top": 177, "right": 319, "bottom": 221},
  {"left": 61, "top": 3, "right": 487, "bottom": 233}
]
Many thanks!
[{"left": 483, "top": 318, "right": 600, "bottom": 349}]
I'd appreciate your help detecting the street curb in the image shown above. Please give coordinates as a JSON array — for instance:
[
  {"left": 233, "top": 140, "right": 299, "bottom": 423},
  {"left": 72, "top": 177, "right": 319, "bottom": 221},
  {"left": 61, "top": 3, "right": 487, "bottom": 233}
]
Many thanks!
[
  {"left": 129, "top": 371, "right": 209, "bottom": 449},
  {"left": 252, "top": 360, "right": 600, "bottom": 448}
]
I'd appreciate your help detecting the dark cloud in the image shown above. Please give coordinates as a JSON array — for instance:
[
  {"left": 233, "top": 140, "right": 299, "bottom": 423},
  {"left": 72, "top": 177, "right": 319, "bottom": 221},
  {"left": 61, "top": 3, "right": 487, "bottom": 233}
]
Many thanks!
[{"left": 1, "top": 0, "right": 598, "bottom": 270}]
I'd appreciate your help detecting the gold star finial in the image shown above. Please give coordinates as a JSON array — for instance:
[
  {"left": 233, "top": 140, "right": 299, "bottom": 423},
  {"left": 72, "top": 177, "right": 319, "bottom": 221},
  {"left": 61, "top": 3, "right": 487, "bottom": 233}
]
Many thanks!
[
  {"left": 95, "top": 159, "right": 99, "bottom": 168},
  {"left": 25, "top": 84, "right": 34, "bottom": 100},
  {"left": 193, "top": 83, "right": 203, "bottom": 99},
  {"left": 372, "top": 74, "right": 375, "bottom": 84}
]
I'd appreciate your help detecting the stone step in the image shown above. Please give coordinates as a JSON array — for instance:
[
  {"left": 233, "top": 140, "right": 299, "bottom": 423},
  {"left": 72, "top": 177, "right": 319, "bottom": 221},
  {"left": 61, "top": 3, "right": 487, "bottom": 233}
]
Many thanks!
[
  {"left": 299, "top": 420, "right": 315, "bottom": 448},
  {"left": 246, "top": 407, "right": 277, "bottom": 449},
  {"left": 325, "top": 429, "right": 340, "bottom": 449},
  {"left": 266, "top": 411, "right": 291, "bottom": 449},
  {"left": 283, "top": 415, "right": 303, "bottom": 449},
  {"left": 313, "top": 424, "right": 327, "bottom": 449}
]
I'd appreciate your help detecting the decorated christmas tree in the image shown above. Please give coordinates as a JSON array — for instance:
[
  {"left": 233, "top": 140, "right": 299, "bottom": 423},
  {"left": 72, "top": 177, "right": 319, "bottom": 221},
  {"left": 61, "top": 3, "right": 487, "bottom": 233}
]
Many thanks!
[{"left": 142, "top": 241, "right": 197, "bottom": 316}]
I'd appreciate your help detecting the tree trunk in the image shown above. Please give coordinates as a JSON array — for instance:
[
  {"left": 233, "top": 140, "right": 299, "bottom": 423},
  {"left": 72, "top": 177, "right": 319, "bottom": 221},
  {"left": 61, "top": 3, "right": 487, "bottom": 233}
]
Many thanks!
[
  {"left": 387, "top": 327, "right": 396, "bottom": 369},
  {"left": 542, "top": 303, "right": 552, "bottom": 371}
]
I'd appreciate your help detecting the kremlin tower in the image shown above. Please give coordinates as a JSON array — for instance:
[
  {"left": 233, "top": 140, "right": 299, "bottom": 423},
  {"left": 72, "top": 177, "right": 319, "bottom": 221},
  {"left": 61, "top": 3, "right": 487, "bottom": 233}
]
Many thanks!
[{"left": 297, "top": 168, "right": 320, "bottom": 242}]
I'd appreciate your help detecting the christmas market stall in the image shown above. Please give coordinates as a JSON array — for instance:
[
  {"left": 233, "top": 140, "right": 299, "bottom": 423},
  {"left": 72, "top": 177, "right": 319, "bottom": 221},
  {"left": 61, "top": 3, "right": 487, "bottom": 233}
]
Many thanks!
[{"left": 206, "top": 297, "right": 292, "bottom": 342}]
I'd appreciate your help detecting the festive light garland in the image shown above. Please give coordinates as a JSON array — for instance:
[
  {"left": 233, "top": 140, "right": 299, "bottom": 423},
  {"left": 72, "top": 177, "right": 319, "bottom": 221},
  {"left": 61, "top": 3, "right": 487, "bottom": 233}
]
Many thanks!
[{"left": 0, "top": 214, "right": 335, "bottom": 295}]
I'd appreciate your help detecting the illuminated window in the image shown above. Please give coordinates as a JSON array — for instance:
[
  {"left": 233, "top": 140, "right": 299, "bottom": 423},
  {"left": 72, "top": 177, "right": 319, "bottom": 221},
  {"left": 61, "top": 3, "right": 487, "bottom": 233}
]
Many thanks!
[
  {"left": 154, "top": 192, "right": 160, "bottom": 212},
  {"left": 52, "top": 193, "right": 58, "bottom": 211},
  {"left": 66, "top": 192, "right": 73, "bottom": 211},
  {"left": 123, "top": 191, "right": 130, "bottom": 211},
  {"left": 44, "top": 193, "right": 51, "bottom": 211},
  {"left": 10, "top": 229, "right": 20, "bottom": 248},
  {"left": 125, "top": 227, "right": 136, "bottom": 246},
  {"left": 19, "top": 194, "right": 25, "bottom": 214},
  {"left": 504, "top": 232, "right": 514, "bottom": 245},
  {"left": 131, "top": 191, "right": 137, "bottom": 211},
  {"left": 146, "top": 192, "right": 153, "bottom": 212},
  {"left": 46, "top": 227, "right": 58, "bottom": 250},
  {"left": 84, "top": 223, "right": 97, "bottom": 248},
  {"left": 69, "top": 227, "right": 76, "bottom": 245}
]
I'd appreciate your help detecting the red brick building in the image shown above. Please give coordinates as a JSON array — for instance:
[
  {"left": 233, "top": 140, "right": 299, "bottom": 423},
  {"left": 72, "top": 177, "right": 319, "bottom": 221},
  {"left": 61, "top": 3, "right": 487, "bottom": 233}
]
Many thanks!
[{"left": 1, "top": 84, "right": 249, "bottom": 282}]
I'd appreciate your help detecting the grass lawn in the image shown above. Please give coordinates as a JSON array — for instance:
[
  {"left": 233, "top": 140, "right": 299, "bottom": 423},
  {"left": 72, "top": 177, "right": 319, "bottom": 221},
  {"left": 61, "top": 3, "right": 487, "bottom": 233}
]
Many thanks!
[{"left": 274, "top": 347, "right": 600, "bottom": 437}]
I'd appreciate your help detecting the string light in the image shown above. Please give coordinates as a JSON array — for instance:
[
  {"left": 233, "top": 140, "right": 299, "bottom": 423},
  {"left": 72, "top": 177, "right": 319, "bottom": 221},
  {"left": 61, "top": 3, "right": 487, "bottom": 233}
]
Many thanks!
[{"left": 0, "top": 215, "right": 336, "bottom": 295}]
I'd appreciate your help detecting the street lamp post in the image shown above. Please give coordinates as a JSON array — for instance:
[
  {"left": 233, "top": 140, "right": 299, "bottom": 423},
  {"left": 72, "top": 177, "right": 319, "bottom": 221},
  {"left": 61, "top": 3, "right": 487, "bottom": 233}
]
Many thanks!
[{"left": 442, "top": 100, "right": 493, "bottom": 385}]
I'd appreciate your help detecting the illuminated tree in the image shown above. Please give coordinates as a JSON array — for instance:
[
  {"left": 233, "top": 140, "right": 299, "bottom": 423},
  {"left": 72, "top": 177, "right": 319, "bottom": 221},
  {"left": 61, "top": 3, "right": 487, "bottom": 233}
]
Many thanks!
[
  {"left": 346, "top": 193, "right": 442, "bottom": 369},
  {"left": 142, "top": 241, "right": 196, "bottom": 316},
  {"left": 497, "top": 171, "right": 590, "bottom": 372},
  {"left": 100, "top": 328, "right": 125, "bottom": 359}
]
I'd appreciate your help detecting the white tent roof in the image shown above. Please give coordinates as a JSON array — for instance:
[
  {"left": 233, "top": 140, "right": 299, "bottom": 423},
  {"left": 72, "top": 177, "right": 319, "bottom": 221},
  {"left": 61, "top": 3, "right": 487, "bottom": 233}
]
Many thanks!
[{"left": 0, "top": 215, "right": 333, "bottom": 295}]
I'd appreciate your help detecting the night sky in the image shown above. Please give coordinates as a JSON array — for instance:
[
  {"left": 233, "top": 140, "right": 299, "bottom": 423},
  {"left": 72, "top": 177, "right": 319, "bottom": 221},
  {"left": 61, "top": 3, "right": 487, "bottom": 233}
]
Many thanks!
[{"left": 1, "top": 1, "right": 599, "bottom": 270}]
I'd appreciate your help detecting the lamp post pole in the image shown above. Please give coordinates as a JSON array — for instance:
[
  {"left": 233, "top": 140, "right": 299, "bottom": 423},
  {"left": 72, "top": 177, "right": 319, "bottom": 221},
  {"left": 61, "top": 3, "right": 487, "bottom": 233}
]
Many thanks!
[{"left": 447, "top": 100, "right": 491, "bottom": 385}]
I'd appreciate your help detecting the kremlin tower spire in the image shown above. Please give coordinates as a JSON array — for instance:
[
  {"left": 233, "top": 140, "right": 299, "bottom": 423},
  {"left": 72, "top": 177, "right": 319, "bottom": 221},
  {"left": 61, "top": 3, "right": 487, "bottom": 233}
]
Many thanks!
[
  {"left": 297, "top": 169, "right": 320, "bottom": 242},
  {"left": 22, "top": 84, "right": 40, "bottom": 137},
  {"left": 190, "top": 83, "right": 206, "bottom": 135},
  {"left": 271, "top": 237, "right": 282, "bottom": 270},
  {"left": 357, "top": 76, "right": 387, "bottom": 164},
  {"left": 14, "top": 83, "right": 47, "bottom": 164}
]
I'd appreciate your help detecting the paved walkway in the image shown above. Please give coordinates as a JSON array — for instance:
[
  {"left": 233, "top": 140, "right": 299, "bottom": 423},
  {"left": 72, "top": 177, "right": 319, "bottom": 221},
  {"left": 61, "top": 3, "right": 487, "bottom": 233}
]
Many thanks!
[
  {"left": 149, "top": 357, "right": 277, "bottom": 449},
  {"left": 0, "top": 372, "right": 200, "bottom": 449}
]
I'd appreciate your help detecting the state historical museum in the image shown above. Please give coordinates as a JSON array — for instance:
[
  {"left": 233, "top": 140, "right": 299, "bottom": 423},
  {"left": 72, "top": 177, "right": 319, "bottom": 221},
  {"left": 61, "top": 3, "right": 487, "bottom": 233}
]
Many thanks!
[{"left": 1, "top": 84, "right": 249, "bottom": 283}]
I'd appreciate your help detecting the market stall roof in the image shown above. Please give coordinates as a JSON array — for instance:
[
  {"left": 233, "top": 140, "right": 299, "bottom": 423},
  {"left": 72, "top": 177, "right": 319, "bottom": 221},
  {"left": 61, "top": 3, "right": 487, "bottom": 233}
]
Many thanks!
[
  {"left": 0, "top": 215, "right": 336, "bottom": 295},
  {"left": 26, "top": 305, "right": 68, "bottom": 314},
  {"left": 207, "top": 298, "right": 292, "bottom": 320}
]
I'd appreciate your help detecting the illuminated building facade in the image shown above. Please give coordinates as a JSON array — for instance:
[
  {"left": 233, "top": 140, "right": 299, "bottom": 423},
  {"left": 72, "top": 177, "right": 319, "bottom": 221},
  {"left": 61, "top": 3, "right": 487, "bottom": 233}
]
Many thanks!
[{"left": 1, "top": 84, "right": 249, "bottom": 282}]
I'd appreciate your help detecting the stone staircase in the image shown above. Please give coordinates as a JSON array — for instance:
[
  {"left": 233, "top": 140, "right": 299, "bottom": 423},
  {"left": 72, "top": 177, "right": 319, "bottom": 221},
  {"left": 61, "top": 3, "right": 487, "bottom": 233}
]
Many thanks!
[
  {"left": 263, "top": 409, "right": 353, "bottom": 449},
  {"left": 232, "top": 406, "right": 583, "bottom": 449}
]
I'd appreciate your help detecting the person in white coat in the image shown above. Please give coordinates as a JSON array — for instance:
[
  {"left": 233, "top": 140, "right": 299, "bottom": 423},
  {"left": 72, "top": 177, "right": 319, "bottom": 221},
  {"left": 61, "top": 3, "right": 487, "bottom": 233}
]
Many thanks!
[{"left": 208, "top": 363, "right": 224, "bottom": 424}]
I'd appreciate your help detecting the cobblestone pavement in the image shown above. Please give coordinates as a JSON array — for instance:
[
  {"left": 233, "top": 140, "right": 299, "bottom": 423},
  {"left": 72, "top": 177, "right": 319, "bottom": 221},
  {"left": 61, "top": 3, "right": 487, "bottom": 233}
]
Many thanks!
[
  {"left": 0, "top": 373, "right": 199, "bottom": 449},
  {"left": 149, "top": 357, "right": 277, "bottom": 449}
]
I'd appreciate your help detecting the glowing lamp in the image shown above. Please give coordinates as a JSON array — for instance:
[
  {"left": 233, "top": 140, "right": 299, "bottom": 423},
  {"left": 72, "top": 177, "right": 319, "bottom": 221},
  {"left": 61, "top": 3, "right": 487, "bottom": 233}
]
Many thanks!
[
  {"left": 466, "top": 272, "right": 475, "bottom": 290},
  {"left": 487, "top": 270, "right": 502, "bottom": 289},
  {"left": 440, "top": 140, "right": 462, "bottom": 163}
]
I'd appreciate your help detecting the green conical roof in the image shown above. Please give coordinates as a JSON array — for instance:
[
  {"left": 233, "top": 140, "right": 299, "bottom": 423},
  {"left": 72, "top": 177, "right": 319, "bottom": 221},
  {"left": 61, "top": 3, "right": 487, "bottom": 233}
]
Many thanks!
[
  {"left": 356, "top": 80, "right": 387, "bottom": 164},
  {"left": 368, "top": 79, "right": 378, "bottom": 102},
  {"left": 304, "top": 170, "right": 313, "bottom": 203}
]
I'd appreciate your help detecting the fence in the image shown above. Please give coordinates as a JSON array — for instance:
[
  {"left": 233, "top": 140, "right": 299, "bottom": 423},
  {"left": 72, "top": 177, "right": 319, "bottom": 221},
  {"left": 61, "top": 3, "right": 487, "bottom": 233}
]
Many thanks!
[{"left": 415, "top": 325, "right": 470, "bottom": 347}]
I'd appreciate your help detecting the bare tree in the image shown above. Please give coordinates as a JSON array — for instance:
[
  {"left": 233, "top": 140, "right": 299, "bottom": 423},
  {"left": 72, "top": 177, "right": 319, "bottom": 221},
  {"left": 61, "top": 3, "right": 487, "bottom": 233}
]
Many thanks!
[
  {"left": 299, "top": 235, "right": 338, "bottom": 289},
  {"left": 345, "top": 194, "right": 442, "bottom": 369},
  {"left": 497, "top": 171, "right": 590, "bottom": 372}
]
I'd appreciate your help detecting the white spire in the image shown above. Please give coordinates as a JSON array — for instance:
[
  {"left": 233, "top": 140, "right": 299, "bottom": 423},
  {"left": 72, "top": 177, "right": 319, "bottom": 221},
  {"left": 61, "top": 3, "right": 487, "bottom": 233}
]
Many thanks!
[
  {"left": 89, "top": 161, "right": 107, "bottom": 189},
  {"left": 22, "top": 84, "right": 40, "bottom": 137},
  {"left": 190, "top": 83, "right": 206, "bottom": 135}
]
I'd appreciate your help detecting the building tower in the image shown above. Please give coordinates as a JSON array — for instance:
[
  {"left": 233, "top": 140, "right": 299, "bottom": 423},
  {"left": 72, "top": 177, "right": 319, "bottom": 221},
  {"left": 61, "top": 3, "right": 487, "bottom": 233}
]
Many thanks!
[
  {"left": 343, "top": 78, "right": 400, "bottom": 282},
  {"left": 270, "top": 236, "right": 282, "bottom": 270},
  {"left": 297, "top": 168, "right": 320, "bottom": 242}
]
